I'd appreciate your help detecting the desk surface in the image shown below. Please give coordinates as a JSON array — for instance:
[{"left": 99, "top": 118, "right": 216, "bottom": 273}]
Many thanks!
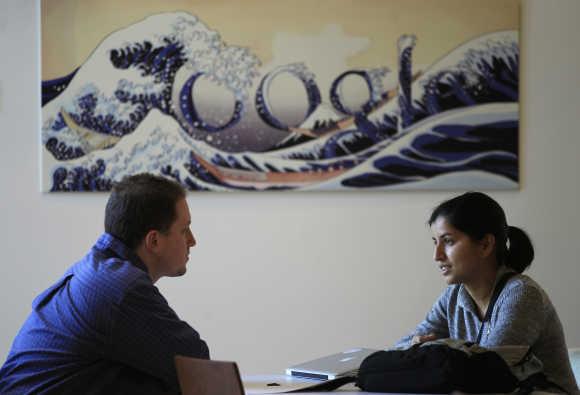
[
  {"left": 243, "top": 374, "right": 388, "bottom": 394},
  {"left": 242, "top": 375, "right": 559, "bottom": 395}
]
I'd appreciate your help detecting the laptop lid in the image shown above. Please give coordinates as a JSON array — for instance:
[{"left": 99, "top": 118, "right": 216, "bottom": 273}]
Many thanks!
[
  {"left": 285, "top": 348, "right": 378, "bottom": 380},
  {"left": 175, "top": 356, "right": 244, "bottom": 395}
]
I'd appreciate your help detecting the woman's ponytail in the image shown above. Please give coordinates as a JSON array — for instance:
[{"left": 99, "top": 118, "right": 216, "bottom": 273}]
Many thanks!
[{"left": 505, "top": 226, "right": 534, "bottom": 273}]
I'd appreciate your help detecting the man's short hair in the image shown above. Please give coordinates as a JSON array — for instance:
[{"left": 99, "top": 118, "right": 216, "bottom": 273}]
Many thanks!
[{"left": 105, "top": 173, "right": 186, "bottom": 249}]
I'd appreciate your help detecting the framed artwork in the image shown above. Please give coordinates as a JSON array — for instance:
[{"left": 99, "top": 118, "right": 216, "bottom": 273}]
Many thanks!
[{"left": 41, "top": 0, "right": 519, "bottom": 192}]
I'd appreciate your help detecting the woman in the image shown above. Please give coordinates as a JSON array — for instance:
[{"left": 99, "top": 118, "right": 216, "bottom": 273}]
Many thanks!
[{"left": 396, "top": 192, "right": 578, "bottom": 394}]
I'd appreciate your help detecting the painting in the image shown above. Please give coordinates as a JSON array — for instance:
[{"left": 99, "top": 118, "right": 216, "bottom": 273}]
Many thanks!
[{"left": 41, "top": 0, "right": 519, "bottom": 192}]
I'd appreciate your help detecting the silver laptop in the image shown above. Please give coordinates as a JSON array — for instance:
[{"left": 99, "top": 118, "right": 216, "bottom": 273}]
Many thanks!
[{"left": 285, "top": 348, "right": 377, "bottom": 380}]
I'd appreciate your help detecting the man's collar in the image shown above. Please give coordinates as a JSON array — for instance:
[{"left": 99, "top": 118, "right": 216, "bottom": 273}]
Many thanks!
[{"left": 94, "top": 232, "right": 148, "bottom": 273}]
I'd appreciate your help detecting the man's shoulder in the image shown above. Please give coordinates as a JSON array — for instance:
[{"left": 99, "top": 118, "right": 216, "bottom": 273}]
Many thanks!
[{"left": 72, "top": 249, "right": 152, "bottom": 302}]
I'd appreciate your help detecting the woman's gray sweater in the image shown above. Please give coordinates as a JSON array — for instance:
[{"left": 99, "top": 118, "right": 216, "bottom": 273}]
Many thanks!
[{"left": 396, "top": 269, "right": 579, "bottom": 394}]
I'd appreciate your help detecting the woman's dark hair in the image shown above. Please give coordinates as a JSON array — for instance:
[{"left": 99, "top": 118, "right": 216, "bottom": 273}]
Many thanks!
[
  {"left": 428, "top": 191, "right": 534, "bottom": 273},
  {"left": 105, "top": 173, "right": 186, "bottom": 249}
]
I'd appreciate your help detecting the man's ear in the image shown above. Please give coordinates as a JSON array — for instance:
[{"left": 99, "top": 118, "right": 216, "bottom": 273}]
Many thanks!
[
  {"left": 480, "top": 233, "right": 496, "bottom": 258},
  {"left": 143, "top": 230, "right": 161, "bottom": 252}
]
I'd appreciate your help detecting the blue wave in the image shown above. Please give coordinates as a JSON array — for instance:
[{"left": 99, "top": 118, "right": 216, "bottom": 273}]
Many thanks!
[
  {"left": 42, "top": 68, "right": 79, "bottom": 106},
  {"left": 414, "top": 46, "right": 518, "bottom": 122},
  {"left": 273, "top": 39, "right": 519, "bottom": 161},
  {"left": 341, "top": 119, "right": 518, "bottom": 188},
  {"left": 359, "top": 44, "right": 518, "bottom": 146},
  {"left": 64, "top": 39, "right": 187, "bottom": 138},
  {"left": 111, "top": 39, "right": 187, "bottom": 114},
  {"left": 51, "top": 159, "right": 111, "bottom": 191}
]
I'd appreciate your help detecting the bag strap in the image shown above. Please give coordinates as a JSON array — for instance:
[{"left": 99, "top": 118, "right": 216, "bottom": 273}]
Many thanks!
[{"left": 476, "top": 271, "right": 516, "bottom": 344}]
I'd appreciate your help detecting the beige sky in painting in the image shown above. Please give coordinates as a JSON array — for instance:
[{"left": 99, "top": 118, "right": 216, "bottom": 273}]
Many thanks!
[{"left": 41, "top": 0, "right": 519, "bottom": 79}]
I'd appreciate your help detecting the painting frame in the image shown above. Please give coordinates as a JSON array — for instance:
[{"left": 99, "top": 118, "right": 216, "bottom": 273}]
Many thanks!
[{"left": 41, "top": 0, "right": 520, "bottom": 192}]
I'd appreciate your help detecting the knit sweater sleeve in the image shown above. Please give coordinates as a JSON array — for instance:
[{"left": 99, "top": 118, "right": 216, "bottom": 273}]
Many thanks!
[{"left": 394, "top": 287, "right": 452, "bottom": 348}]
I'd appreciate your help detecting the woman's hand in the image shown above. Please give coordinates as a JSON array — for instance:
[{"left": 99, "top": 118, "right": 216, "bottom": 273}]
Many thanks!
[{"left": 411, "top": 333, "right": 438, "bottom": 345}]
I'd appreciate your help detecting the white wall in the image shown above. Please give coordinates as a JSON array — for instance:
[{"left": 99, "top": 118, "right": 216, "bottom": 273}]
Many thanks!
[{"left": 1, "top": 0, "right": 579, "bottom": 376}]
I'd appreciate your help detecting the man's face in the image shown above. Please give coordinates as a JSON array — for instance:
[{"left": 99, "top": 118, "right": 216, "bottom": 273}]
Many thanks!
[{"left": 155, "top": 198, "right": 196, "bottom": 279}]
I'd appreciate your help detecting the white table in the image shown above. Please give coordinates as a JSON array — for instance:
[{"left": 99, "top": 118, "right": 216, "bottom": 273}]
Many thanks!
[
  {"left": 242, "top": 375, "right": 559, "bottom": 395},
  {"left": 243, "top": 374, "right": 392, "bottom": 394}
]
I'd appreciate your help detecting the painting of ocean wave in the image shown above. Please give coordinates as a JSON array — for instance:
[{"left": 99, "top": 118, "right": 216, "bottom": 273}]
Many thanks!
[{"left": 41, "top": 2, "right": 519, "bottom": 192}]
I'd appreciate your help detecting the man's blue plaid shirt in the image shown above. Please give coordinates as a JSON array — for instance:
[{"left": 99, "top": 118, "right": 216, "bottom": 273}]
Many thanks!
[{"left": 0, "top": 233, "right": 209, "bottom": 394}]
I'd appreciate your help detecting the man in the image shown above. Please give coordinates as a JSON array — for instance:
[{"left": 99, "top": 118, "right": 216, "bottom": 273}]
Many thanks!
[{"left": 0, "top": 173, "right": 209, "bottom": 394}]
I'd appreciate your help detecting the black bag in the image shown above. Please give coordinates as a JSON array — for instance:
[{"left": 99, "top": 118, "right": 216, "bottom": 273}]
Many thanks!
[
  {"left": 293, "top": 343, "right": 558, "bottom": 394},
  {"left": 356, "top": 344, "right": 519, "bottom": 393}
]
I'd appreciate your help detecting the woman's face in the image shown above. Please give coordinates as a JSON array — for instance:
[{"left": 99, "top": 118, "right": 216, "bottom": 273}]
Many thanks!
[{"left": 430, "top": 216, "right": 488, "bottom": 285}]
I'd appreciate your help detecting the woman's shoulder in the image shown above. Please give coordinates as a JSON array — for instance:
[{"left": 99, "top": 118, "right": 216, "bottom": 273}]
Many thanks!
[
  {"left": 504, "top": 272, "right": 542, "bottom": 291},
  {"left": 501, "top": 272, "right": 551, "bottom": 307}
]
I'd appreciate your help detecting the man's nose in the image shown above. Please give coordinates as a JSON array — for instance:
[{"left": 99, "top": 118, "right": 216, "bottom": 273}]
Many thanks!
[{"left": 188, "top": 230, "right": 196, "bottom": 247}]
